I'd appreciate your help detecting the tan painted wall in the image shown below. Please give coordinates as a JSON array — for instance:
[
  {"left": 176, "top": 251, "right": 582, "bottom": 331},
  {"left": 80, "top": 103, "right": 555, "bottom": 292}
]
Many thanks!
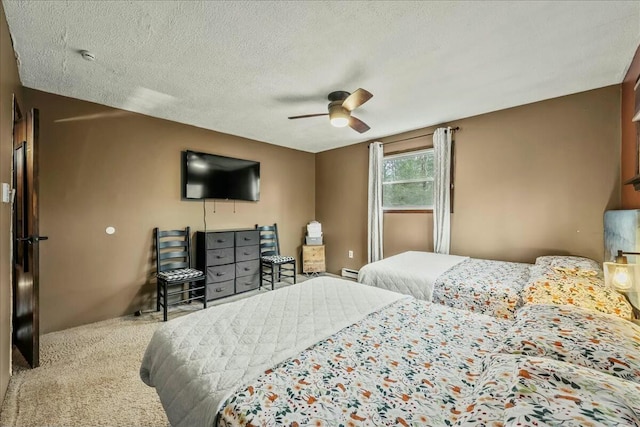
[
  {"left": 315, "top": 142, "right": 369, "bottom": 273},
  {"left": 24, "top": 89, "right": 315, "bottom": 334},
  {"left": 0, "top": 0, "right": 22, "bottom": 404},
  {"left": 317, "top": 86, "right": 621, "bottom": 274},
  {"left": 621, "top": 44, "right": 640, "bottom": 208}
]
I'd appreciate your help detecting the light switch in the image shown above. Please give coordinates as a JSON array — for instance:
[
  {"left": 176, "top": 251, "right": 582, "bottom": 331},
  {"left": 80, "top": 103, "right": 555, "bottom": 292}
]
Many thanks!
[{"left": 1, "top": 183, "right": 10, "bottom": 204}]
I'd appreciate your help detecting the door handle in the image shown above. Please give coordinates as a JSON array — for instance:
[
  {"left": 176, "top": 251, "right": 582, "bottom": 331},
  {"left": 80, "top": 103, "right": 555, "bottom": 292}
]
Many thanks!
[{"left": 16, "top": 235, "right": 49, "bottom": 244}]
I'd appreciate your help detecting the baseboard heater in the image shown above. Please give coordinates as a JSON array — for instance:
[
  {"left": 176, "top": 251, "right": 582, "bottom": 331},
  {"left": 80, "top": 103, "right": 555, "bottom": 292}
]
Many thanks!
[{"left": 341, "top": 268, "right": 359, "bottom": 280}]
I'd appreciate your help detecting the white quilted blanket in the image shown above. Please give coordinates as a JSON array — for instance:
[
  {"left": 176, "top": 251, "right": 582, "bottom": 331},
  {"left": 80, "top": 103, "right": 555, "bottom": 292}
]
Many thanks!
[
  {"left": 358, "top": 251, "right": 469, "bottom": 301},
  {"left": 140, "top": 277, "right": 405, "bottom": 427}
]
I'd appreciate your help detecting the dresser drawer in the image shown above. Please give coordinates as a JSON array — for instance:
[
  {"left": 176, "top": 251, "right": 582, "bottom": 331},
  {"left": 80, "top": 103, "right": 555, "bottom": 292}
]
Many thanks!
[
  {"left": 236, "top": 259, "right": 260, "bottom": 277},
  {"left": 235, "top": 244, "right": 259, "bottom": 262},
  {"left": 207, "top": 264, "right": 235, "bottom": 283},
  {"left": 236, "top": 230, "right": 260, "bottom": 247},
  {"left": 205, "top": 232, "right": 235, "bottom": 249},
  {"left": 235, "top": 274, "right": 260, "bottom": 293},
  {"left": 303, "top": 245, "right": 325, "bottom": 261},
  {"left": 206, "top": 279, "right": 235, "bottom": 300},
  {"left": 206, "top": 248, "right": 235, "bottom": 266},
  {"left": 303, "top": 261, "right": 325, "bottom": 273}
]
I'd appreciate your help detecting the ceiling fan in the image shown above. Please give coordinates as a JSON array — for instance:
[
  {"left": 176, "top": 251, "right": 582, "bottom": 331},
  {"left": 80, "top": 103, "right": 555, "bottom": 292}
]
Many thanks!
[{"left": 288, "top": 88, "right": 373, "bottom": 133}]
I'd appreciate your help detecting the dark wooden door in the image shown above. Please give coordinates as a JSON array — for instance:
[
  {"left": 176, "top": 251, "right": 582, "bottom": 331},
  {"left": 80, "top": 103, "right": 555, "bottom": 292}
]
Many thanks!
[{"left": 12, "top": 97, "right": 43, "bottom": 368}]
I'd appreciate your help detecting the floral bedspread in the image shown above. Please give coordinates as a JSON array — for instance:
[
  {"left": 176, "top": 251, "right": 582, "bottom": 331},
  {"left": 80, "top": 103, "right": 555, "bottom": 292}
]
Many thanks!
[
  {"left": 496, "top": 303, "right": 640, "bottom": 383},
  {"left": 522, "top": 272, "right": 632, "bottom": 319},
  {"left": 432, "top": 259, "right": 531, "bottom": 319},
  {"left": 456, "top": 353, "right": 640, "bottom": 427},
  {"left": 218, "top": 299, "right": 511, "bottom": 427}
]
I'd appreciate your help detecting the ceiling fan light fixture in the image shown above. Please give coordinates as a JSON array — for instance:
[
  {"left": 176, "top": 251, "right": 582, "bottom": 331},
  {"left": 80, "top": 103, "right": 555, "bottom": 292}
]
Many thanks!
[
  {"left": 330, "top": 116, "right": 349, "bottom": 128},
  {"left": 329, "top": 103, "right": 349, "bottom": 128}
]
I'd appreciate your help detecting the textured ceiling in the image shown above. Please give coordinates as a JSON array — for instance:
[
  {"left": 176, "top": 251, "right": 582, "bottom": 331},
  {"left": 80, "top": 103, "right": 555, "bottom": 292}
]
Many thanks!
[{"left": 3, "top": 1, "right": 640, "bottom": 153}]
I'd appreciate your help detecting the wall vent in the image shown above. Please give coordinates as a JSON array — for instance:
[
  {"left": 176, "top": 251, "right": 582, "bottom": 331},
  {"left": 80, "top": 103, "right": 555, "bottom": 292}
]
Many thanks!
[{"left": 341, "top": 268, "right": 359, "bottom": 280}]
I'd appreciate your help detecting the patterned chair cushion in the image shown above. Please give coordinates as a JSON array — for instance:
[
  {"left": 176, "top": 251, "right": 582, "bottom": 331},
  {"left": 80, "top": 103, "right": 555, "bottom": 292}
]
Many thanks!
[
  {"left": 261, "top": 255, "right": 295, "bottom": 264},
  {"left": 497, "top": 304, "right": 640, "bottom": 383},
  {"left": 157, "top": 268, "right": 204, "bottom": 282},
  {"left": 456, "top": 353, "right": 640, "bottom": 427}
]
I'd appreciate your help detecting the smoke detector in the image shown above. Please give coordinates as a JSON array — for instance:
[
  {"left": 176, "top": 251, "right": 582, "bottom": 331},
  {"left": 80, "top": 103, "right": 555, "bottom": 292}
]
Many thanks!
[{"left": 80, "top": 50, "right": 95, "bottom": 61}]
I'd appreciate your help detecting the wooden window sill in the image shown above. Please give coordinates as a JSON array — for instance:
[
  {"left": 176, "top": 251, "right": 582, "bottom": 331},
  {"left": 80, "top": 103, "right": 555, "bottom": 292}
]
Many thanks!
[{"left": 384, "top": 209, "right": 433, "bottom": 214}]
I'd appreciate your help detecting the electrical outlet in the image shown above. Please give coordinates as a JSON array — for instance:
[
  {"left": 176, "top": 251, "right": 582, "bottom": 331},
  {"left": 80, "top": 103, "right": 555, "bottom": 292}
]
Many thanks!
[{"left": 348, "top": 250, "right": 354, "bottom": 259}]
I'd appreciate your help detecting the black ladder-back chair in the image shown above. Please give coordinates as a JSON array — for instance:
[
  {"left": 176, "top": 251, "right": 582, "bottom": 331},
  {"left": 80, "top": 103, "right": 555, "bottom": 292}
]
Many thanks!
[
  {"left": 154, "top": 227, "right": 207, "bottom": 321},
  {"left": 256, "top": 223, "right": 297, "bottom": 290}
]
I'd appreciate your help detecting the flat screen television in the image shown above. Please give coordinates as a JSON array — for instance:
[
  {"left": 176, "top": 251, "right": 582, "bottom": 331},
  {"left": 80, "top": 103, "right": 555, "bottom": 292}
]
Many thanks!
[{"left": 182, "top": 150, "right": 260, "bottom": 201}]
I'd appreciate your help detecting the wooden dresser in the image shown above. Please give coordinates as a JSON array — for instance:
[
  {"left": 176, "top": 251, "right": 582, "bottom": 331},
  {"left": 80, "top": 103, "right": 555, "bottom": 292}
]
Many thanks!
[
  {"left": 196, "top": 229, "right": 261, "bottom": 300},
  {"left": 302, "top": 244, "right": 326, "bottom": 274}
]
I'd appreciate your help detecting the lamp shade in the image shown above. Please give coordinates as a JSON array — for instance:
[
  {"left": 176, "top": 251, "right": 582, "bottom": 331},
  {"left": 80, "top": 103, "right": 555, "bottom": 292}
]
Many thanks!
[{"left": 604, "top": 261, "right": 640, "bottom": 310}]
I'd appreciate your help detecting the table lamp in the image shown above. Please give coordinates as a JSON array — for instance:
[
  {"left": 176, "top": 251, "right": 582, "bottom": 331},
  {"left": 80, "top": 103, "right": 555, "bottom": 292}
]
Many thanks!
[{"left": 603, "top": 250, "right": 640, "bottom": 316}]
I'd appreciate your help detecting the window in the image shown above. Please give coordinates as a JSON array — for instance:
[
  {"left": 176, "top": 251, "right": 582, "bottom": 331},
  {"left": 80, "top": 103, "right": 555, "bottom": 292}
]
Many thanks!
[{"left": 382, "top": 149, "right": 434, "bottom": 211}]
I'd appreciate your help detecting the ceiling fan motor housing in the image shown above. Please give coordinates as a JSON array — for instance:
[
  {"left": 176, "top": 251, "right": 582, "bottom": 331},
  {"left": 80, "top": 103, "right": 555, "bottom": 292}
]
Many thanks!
[{"left": 327, "top": 91, "right": 350, "bottom": 102}]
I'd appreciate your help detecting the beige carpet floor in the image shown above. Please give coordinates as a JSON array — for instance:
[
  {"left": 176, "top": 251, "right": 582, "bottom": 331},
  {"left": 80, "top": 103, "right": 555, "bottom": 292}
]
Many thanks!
[{"left": 0, "top": 276, "right": 314, "bottom": 427}]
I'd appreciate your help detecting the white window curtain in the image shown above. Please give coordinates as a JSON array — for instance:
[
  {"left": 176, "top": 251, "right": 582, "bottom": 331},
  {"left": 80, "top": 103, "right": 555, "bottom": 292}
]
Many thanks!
[
  {"left": 368, "top": 142, "right": 384, "bottom": 263},
  {"left": 433, "top": 127, "right": 452, "bottom": 254}
]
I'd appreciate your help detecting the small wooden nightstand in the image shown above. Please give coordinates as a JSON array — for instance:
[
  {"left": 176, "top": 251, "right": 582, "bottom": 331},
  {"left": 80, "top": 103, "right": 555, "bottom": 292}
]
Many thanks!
[{"left": 302, "top": 245, "right": 326, "bottom": 274}]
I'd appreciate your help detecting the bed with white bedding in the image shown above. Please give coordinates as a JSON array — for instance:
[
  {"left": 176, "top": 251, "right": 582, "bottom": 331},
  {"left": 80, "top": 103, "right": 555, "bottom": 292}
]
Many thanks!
[
  {"left": 140, "top": 277, "right": 405, "bottom": 427},
  {"left": 141, "top": 276, "right": 640, "bottom": 427},
  {"left": 358, "top": 251, "right": 531, "bottom": 319}
]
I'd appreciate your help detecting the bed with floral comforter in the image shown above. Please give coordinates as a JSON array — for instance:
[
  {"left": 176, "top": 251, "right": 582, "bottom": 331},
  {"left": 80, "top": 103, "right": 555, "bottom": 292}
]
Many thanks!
[
  {"left": 217, "top": 299, "right": 640, "bottom": 427},
  {"left": 358, "top": 251, "right": 531, "bottom": 320},
  {"left": 219, "top": 298, "right": 510, "bottom": 426},
  {"left": 142, "top": 277, "right": 640, "bottom": 427}
]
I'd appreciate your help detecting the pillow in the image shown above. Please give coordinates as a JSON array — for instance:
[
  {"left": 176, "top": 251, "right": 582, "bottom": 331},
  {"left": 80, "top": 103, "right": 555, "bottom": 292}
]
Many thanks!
[
  {"left": 498, "top": 304, "right": 640, "bottom": 382},
  {"left": 532, "top": 267, "right": 605, "bottom": 286},
  {"left": 535, "top": 255, "right": 601, "bottom": 273},
  {"left": 455, "top": 353, "right": 640, "bottom": 427},
  {"left": 552, "top": 265, "right": 599, "bottom": 277},
  {"left": 522, "top": 275, "right": 632, "bottom": 318}
]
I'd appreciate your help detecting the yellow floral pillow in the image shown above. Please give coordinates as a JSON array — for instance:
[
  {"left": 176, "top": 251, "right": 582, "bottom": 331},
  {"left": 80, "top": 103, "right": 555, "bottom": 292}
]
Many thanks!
[
  {"left": 522, "top": 276, "right": 632, "bottom": 319},
  {"left": 552, "top": 266, "right": 599, "bottom": 277}
]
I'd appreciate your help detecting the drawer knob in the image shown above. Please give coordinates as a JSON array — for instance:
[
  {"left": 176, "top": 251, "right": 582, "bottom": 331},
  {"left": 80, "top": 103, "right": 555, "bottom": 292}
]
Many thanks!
[
  {"left": 244, "top": 267, "right": 250, "bottom": 271},
  {"left": 216, "top": 272, "right": 225, "bottom": 276},
  {"left": 217, "top": 239, "right": 225, "bottom": 243},
  {"left": 215, "top": 287, "right": 223, "bottom": 292},
  {"left": 244, "top": 251, "right": 250, "bottom": 255},
  {"left": 244, "top": 237, "right": 251, "bottom": 241},
  {"left": 216, "top": 255, "right": 223, "bottom": 259}
]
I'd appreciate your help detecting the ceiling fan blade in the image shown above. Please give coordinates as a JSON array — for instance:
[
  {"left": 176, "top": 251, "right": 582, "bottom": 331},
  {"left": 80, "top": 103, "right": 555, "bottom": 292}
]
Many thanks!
[
  {"left": 288, "top": 113, "right": 329, "bottom": 120},
  {"left": 342, "top": 88, "right": 373, "bottom": 112},
  {"left": 349, "top": 116, "right": 370, "bottom": 133}
]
